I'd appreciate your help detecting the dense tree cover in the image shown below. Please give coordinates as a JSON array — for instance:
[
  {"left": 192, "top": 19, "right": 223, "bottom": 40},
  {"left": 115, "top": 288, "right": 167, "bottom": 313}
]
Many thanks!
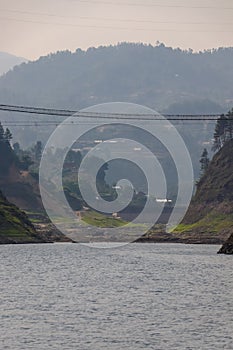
[
  {"left": 164, "top": 99, "right": 224, "bottom": 115},
  {"left": 199, "top": 148, "right": 209, "bottom": 177},
  {"left": 0, "top": 122, "right": 45, "bottom": 173},
  {"left": 198, "top": 108, "right": 233, "bottom": 178},
  {"left": 212, "top": 109, "right": 233, "bottom": 151},
  {"left": 0, "top": 42, "right": 229, "bottom": 182},
  {"left": 0, "top": 43, "right": 232, "bottom": 111},
  {"left": 0, "top": 122, "right": 17, "bottom": 175}
]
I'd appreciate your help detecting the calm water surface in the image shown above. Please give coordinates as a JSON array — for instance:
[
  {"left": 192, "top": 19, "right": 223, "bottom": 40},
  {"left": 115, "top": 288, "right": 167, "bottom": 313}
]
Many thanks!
[{"left": 0, "top": 243, "right": 232, "bottom": 350}]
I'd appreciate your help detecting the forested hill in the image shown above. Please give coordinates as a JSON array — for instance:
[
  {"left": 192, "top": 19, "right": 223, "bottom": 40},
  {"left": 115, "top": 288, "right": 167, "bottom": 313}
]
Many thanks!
[
  {"left": 0, "top": 43, "right": 232, "bottom": 111},
  {"left": 174, "top": 139, "right": 233, "bottom": 245}
]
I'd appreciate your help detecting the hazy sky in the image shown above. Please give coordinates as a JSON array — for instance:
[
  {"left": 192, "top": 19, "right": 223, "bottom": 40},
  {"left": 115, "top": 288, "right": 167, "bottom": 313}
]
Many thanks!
[{"left": 1, "top": 0, "right": 233, "bottom": 60}]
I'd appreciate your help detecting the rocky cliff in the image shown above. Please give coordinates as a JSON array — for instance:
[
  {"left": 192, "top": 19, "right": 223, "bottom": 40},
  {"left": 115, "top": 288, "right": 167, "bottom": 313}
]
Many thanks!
[{"left": 218, "top": 232, "right": 233, "bottom": 254}]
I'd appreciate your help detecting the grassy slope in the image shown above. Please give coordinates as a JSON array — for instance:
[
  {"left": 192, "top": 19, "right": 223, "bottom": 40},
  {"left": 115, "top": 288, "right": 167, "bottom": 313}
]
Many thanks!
[
  {"left": 174, "top": 140, "right": 233, "bottom": 243},
  {"left": 0, "top": 190, "right": 44, "bottom": 243},
  {"left": 81, "top": 210, "right": 127, "bottom": 228}
]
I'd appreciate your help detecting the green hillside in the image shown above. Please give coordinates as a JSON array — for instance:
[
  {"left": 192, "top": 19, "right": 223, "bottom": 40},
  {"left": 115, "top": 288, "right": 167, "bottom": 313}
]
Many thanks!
[
  {"left": 174, "top": 139, "right": 233, "bottom": 244},
  {"left": 0, "top": 189, "right": 44, "bottom": 244}
]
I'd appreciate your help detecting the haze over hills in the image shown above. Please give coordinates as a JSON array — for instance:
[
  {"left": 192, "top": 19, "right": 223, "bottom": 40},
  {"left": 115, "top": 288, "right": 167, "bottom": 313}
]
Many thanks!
[
  {"left": 0, "top": 43, "right": 230, "bottom": 171},
  {"left": 0, "top": 52, "right": 27, "bottom": 77},
  {"left": 0, "top": 43, "right": 232, "bottom": 111},
  {"left": 1, "top": 43, "right": 232, "bottom": 194}
]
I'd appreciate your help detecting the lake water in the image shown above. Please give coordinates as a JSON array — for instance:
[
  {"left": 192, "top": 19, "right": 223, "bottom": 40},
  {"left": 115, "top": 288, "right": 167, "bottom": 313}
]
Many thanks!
[{"left": 0, "top": 243, "right": 232, "bottom": 350}]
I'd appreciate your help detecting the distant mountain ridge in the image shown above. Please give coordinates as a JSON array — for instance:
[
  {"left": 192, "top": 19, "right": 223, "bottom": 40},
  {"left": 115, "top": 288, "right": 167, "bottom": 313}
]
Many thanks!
[
  {"left": 0, "top": 52, "right": 27, "bottom": 76},
  {"left": 0, "top": 43, "right": 232, "bottom": 110}
]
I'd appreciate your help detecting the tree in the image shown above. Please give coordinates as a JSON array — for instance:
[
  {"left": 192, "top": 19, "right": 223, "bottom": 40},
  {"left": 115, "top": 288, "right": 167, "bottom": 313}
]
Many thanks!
[
  {"left": 212, "top": 114, "right": 229, "bottom": 151},
  {"left": 0, "top": 124, "right": 18, "bottom": 175},
  {"left": 65, "top": 149, "right": 82, "bottom": 167},
  {"left": 212, "top": 110, "right": 233, "bottom": 152},
  {"left": 0, "top": 122, "right": 4, "bottom": 141},
  {"left": 4, "top": 128, "right": 12, "bottom": 142},
  {"left": 226, "top": 108, "right": 233, "bottom": 140},
  {"left": 200, "top": 148, "right": 209, "bottom": 176},
  {"left": 20, "top": 154, "right": 34, "bottom": 171},
  {"left": 34, "top": 141, "right": 43, "bottom": 162},
  {"left": 13, "top": 142, "right": 21, "bottom": 156}
]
